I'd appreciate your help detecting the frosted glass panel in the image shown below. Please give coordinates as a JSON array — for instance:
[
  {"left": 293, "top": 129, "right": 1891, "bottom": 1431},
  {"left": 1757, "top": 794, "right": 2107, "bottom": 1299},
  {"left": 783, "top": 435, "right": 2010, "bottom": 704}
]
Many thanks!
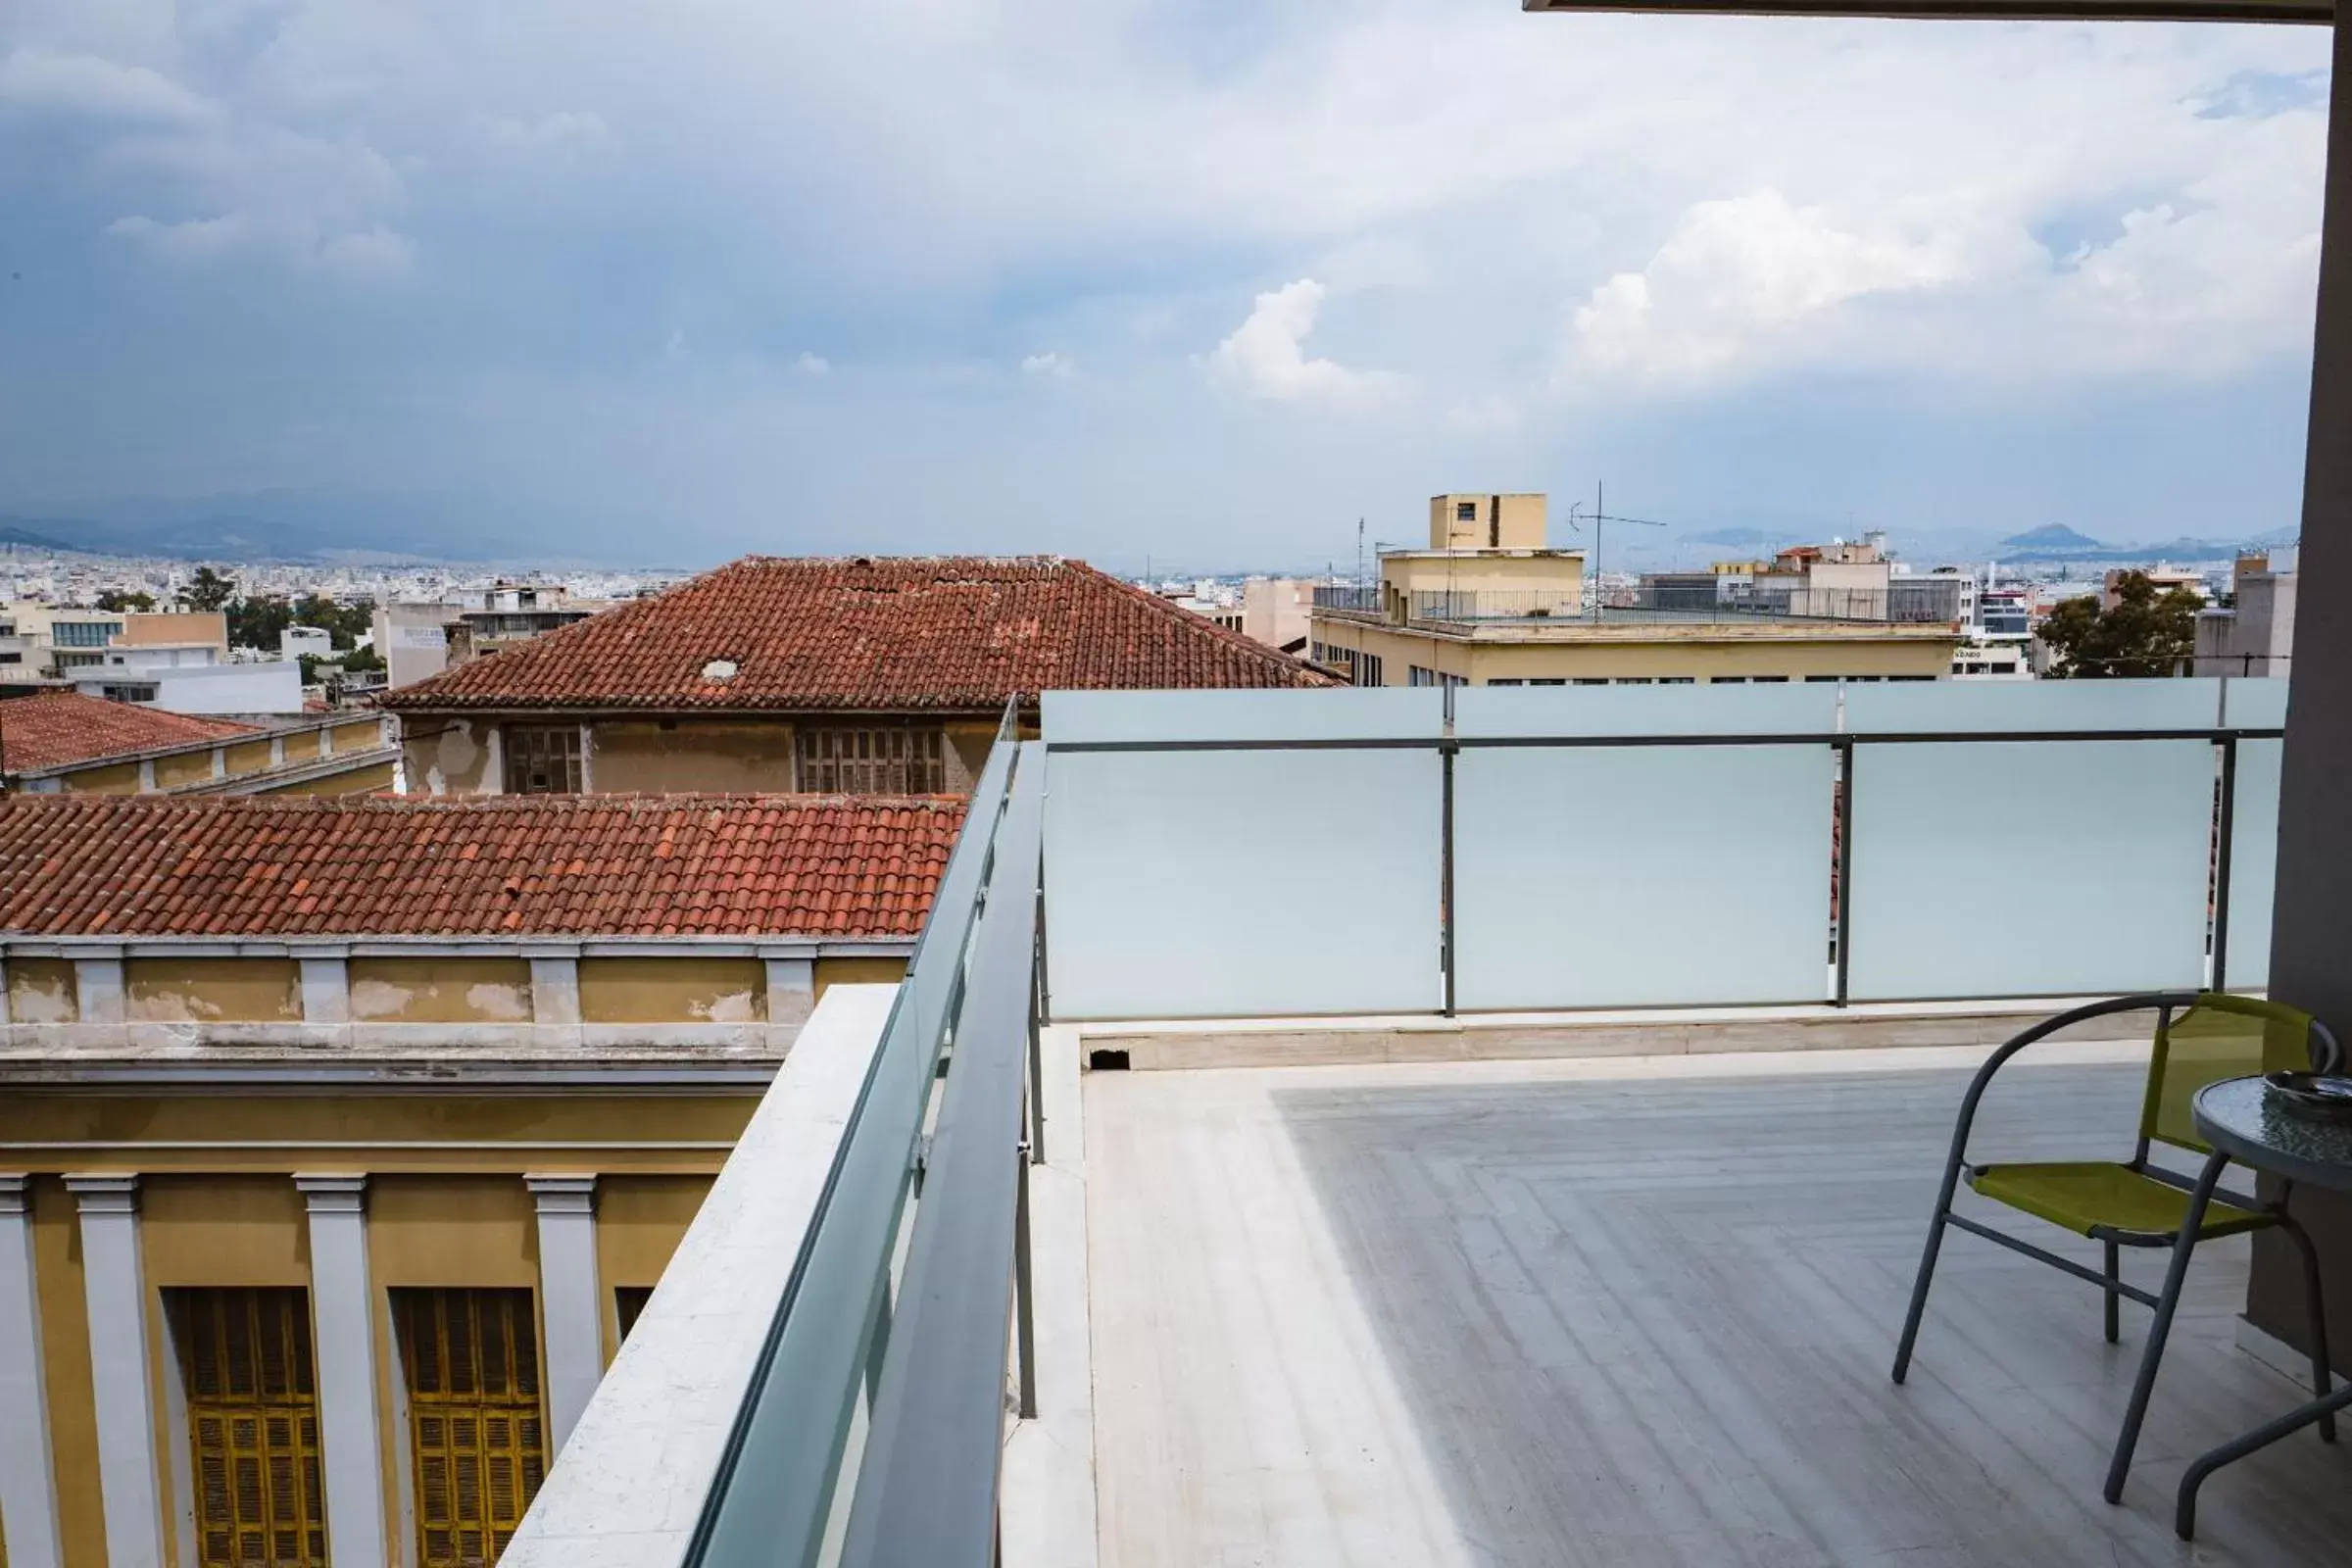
[
  {"left": 1043, "top": 688, "right": 1441, "bottom": 744},
  {"left": 1455, "top": 684, "right": 1838, "bottom": 738},
  {"left": 2225, "top": 738, "right": 2280, "bottom": 990},
  {"left": 2224, "top": 678, "right": 2288, "bottom": 729},
  {"left": 1044, "top": 748, "right": 1443, "bottom": 1018},
  {"left": 1847, "top": 740, "right": 2214, "bottom": 1000},
  {"left": 1454, "top": 746, "right": 1834, "bottom": 1008},
  {"left": 1843, "top": 678, "right": 2224, "bottom": 735}
]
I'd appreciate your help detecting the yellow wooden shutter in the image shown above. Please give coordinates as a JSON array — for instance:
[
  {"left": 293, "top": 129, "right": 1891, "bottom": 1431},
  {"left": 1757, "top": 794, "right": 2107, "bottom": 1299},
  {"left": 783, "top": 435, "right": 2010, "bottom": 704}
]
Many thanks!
[
  {"left": 395, "top": 1289, "right": 550, "bottom": 1568},
  {"left": 175, "top": 1288, "right": 325, "bottom": 1568}
]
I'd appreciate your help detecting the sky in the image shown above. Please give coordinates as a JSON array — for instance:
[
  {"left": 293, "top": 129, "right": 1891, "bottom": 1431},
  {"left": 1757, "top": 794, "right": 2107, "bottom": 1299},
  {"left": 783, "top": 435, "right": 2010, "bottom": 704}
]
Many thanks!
[{"left": 0, "top": 1, "right": 2335, "bottom": 572}]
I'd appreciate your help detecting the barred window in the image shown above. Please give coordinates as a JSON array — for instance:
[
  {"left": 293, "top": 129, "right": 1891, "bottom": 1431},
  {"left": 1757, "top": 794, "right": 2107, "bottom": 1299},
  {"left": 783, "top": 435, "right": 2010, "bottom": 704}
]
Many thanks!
[
  {"left": 171, "top": 1287, "right": 325, "bottom": 1568},
  {"left": 504, "top": 725, "right": 583, "bottom": 794},
  {"left": 796, "top": 726, "right": 948, "bottom": 794}
]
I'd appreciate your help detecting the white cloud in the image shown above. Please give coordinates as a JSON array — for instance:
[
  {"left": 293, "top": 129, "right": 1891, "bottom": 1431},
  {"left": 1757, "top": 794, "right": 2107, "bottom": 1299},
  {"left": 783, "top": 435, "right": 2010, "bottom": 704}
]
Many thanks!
[
  {"left": 1204, "top": 279, "right": 1401, "bottom": 407},
  {"left": 108, "top": 212, "right": 416, "bottom": 281},
  {"left": 1568, "top": 191, "right": 1969, "bottom": 387},
  {"left": 794, "top": 352, "right": 832, "bottom": 376},
  {"left": 0, "top": 48, "right": 217, "bottom": 124},
  {"left": 1020, "top": 351, "right": 1074, "bottom": 378},
  {"left": 477, "top": 109, "right": 610, "bottom": 154}
]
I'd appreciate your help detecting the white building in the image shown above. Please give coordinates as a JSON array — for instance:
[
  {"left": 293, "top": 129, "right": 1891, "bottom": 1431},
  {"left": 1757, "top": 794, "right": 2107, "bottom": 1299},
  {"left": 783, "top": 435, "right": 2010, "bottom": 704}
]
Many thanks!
[
  {"left": 282, "top": 624, "right": 335, "bottom": 662},
  {"left": 73, "top": 656, "right": 306, "bottom": 716}
]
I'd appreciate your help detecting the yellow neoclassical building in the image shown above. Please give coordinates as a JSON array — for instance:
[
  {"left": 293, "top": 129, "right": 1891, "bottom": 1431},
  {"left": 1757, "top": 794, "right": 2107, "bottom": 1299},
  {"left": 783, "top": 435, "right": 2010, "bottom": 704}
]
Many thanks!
[
  {"left": 0, "top": 791, "right": 958, "bottom": 1568},
  {"left": 1309, "top": 495, "right": 1961, "bottom": 687}
]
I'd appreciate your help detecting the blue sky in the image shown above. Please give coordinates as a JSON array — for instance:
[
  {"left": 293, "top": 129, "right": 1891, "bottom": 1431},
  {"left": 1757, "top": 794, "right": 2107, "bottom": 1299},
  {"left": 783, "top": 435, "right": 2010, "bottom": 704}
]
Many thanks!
[{"left": 0, "top": 1, "right": 2333, "bottom": 571}]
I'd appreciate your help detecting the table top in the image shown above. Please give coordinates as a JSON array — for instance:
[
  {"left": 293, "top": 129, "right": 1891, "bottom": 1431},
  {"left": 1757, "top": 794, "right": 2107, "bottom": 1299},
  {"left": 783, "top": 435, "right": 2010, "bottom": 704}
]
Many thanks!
[{"left": 2193, "top": 1076, "right": 2352, "bottom": 1196}]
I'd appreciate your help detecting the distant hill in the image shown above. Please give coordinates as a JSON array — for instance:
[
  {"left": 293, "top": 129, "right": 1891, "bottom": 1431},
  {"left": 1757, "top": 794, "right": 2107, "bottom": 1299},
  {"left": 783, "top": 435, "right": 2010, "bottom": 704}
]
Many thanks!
[
  {"left": 1684, "top": 526, "right": 1780, "bottom": 548},
  {"left": 1999, "top": 523, "right": 2106, "bottom": 553},
  {"left": 0, "top": 489, "right": 685, "bottom": 566}
]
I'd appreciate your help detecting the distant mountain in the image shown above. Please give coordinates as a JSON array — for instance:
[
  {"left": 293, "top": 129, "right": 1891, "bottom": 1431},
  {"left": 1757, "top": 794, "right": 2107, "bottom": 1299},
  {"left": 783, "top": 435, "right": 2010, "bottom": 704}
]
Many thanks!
[
  {"left": 0, "top": 520, "right": 81, "bottom": 552},
  {"left": 1684, "top": 526, "right": 1780, "bottom": 548},
  {"left": 2000, "top": 523, "right": 2106, "bottom": 553},
  {"left": 0, "top": 489, "right": 693, "bottom": 566}
]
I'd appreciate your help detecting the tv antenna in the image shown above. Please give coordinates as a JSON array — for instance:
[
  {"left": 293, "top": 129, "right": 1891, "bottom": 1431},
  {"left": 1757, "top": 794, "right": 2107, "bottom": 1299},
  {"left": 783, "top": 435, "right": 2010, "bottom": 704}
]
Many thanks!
[{"left": 1565, "top": 481, "right": 1669, "bottom": 616}]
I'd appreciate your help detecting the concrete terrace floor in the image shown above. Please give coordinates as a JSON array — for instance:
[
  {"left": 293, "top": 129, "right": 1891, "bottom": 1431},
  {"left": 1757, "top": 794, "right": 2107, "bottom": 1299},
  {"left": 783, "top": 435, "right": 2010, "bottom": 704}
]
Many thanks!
[{"left": 1084, "top": 1044, "right": 2352, "bottom": 1568}]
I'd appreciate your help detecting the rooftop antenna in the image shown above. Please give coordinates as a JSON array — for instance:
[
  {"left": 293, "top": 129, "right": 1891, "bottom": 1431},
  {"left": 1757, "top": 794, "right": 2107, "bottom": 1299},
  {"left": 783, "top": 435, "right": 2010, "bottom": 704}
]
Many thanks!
[
  {"left": 1566, "top": 480, "right": 1669, "bottom": 617},
  {"left": 1356, "top": 516, "right": 1366, "bottom": 589}
]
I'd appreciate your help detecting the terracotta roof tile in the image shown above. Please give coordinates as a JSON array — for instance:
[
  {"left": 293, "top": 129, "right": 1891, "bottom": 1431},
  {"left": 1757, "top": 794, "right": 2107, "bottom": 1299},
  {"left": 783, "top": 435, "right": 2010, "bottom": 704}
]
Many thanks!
[
  {"left": 379, "top": 555, "right": 1333, "bottom": 712},
  {"left": 0, "top": 793, "right": 965, "bottom": 939},
  {"left": 0, "top": 693, "right": 257, "bottom": 775}
]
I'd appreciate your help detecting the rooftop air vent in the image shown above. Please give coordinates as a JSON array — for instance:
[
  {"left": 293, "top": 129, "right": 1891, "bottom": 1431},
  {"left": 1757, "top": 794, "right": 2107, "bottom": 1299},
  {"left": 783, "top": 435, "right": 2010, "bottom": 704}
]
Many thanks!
[{"left": 701, "top": 658, "right": 739, "bottom": 682}]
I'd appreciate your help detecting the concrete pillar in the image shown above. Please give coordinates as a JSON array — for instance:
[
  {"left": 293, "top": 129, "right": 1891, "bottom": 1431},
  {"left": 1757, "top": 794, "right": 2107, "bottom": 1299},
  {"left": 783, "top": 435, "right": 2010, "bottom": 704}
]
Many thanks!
[
  {"left": 299, "top": 956, "right": 351, "bottom": 1025},
  {"left": 0, "top": 1176, "right": 64, "bottom": 1568},
  {"left": 763, "top": 955, "right": 815, "bottom": 1004},
  {"left": 73, "top": 956, "right": 125, "bottom": 1025},
  {"left": 295, "top": 1175, "right": 389, "bottom": 1568},
  {"left": 524, "top": 1175, "right": 602, "bottom": 1453},
  {"left": 529, "top": 956, "right": 582, "bottom": 1028},
  {"left": 2252, "top": 16, "right": 2352, "bottom": 1373},
  {"left": 67, "top": 1173, "right": 165, "bottom": 1568}
]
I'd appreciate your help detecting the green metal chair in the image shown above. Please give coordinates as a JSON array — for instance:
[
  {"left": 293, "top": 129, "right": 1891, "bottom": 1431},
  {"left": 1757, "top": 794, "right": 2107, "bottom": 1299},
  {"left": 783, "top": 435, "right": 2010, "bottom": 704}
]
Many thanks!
[{"left": 1889, "top": 991, "right": 2340, "bottom": 1502}]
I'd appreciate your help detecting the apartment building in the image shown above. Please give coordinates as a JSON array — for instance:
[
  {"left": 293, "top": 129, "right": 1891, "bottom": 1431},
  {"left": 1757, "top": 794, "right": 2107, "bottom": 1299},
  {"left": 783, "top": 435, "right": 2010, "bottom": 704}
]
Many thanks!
[
  {"left": 1309, "top": 497, "right": 1959, "bottom": 686},
  {"left": 2195, "top": 551, "right": 2297, "bottom": 677},
  {"left": 382, "top": 555, "right": 1333, "bottom": 797},
  {"left": 0, "top": 790, "right": 962, "bottom": 1568}
]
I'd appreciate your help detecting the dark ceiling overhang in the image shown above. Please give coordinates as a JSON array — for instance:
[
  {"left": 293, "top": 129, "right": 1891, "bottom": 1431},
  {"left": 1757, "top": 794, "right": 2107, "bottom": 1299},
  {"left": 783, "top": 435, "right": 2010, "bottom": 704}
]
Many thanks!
[{"left": 1524, "top": 0, "right": 2329, "bottom": 23}]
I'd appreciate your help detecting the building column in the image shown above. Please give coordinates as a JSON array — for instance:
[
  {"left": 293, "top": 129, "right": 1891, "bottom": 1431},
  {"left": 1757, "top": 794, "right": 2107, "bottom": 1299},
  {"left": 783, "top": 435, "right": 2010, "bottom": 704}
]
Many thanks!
[
  {"left": 524, "top": 1175, "right": 603, "bottom": 1454},
  {"left": 73, "top": 956, "right": 124, "bottom": 1025},
  {"left": 66, "top": 1174, "right": 165, "bottom": 1568},
  {"left": 528, "top": 956, "right": 581, "bottom": 1029},
  {"left": 299, "top": 955, "right": 351, "bottom": 1025},
  {"left": 0, "top": 1176, "right": 64, "bottom": 1568},
  {"left": 295, "top": 1175, "right": 389, "bottom": 1568},
  {"left": 2252, "top": 16, "right": 2352, "bottom": 1373}
]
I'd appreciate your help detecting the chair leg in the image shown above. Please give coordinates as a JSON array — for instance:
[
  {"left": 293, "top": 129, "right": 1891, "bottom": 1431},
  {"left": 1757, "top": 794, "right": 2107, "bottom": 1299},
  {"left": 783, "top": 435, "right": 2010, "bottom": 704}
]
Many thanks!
[
  {"left": 2103, "top": 1238, "right": 2121, "bottom": 1345},
  {"left": 2105, "top": 1148, "right": 2229, "bottom": 1505},
  {"left": 2278, "top": 1211, "right": 2337, "bottom": 1444},
  {"left": 1892, "top": 1203, "right": 1952, "bottom": 1385}
]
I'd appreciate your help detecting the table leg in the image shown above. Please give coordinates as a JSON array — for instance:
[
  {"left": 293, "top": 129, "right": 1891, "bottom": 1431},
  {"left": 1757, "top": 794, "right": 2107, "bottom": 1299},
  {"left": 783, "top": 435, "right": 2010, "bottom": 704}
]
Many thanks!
[
  {"left": 2104, "top": 1147, "right": 2230, "bottom": 1506},
  {"left": 2178, "top": 1382, "right": 2352, "bottom": 1539}
]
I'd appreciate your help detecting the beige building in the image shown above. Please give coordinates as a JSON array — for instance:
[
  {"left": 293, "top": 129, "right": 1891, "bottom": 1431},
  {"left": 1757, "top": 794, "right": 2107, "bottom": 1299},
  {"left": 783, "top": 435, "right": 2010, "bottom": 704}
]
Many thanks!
[
  {"left": 383, "top": 555, "right": 1332, "bottom": 798},
  {"left": 0, "top": 790, "right": 958, "bottom": 1568},
  {"left": 1, "top": 693, "right": 399, "bottom": 798},
  {"left": 1309, "top": 497, "right": 1959, "bottom": 686}
]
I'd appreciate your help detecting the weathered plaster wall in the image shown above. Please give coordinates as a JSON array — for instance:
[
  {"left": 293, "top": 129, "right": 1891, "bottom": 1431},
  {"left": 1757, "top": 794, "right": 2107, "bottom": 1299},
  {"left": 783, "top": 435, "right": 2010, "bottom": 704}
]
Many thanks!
[
  {"left": 63, "top": 760, "right": 142, "bottom": 795},
  {"left": 577, "top": 957, "right": 764, "bottom": 1024},
  {"left": 592, "top": 1176, "right": 711, "bottom": 1360},
  {"left": 399, "top": 713, "right": 496, "bottom": 796},
  {"left": 152, "top": 749, "right": 216, "bottom": 790},
  {"left": 348, "top": 957, "right": 533, "bottom": 1024},
  {"left": 9, "top": 957, "right": 78, "bottom": 1022},
  {"left": 30, "top": 1178, "right": 107, "bottom": 1568},
  {"left": 125, "top": 958, "right": 304, "bottom": 1024},
  {"left": 815, "top": 955, "right": 908, "bottom": 1000},
  {"left": 264, "top": 760, "right": 397, "bottom": 797},
  {"left": 222, "top": 737, "right": 277, "bottom": 775},
  {"left": 588, "top": 719, "right": 800, "bottom": 792}
]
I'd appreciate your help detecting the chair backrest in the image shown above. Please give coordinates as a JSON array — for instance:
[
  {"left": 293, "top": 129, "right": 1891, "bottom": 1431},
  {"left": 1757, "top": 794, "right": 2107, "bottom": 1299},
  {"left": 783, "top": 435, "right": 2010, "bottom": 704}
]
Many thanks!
[{"left": 2140, "top": 994, "right": 2338, "bottom": 1154}]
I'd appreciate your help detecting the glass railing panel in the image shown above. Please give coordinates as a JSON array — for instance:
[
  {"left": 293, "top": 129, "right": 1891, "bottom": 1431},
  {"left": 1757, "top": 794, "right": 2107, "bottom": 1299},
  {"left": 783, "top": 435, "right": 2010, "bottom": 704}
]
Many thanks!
[
  {"left": 2225, "top": 738, "right": 2281, "bottom": 990},
  {"left": 1043, "top": 686, "right": 1442, "bottom": 743},
  {"left": 1843, "top": 677, "right": 2225, "bottom": 733},
  {"left": 1845, "top": 738, "right": 2215, "bottom": 1001},
  {"left": 1043, "top": 745, "right": 1444, "bottom": 1018},
  {"left": 2223, "top": 676, "right": 2289, "bottom": 729},
  {"left": 686, "top": 728, "right": 1018, "bottom": 1568},
  {"left": 1454, "top": 682, "right": 1837, "bottom": 738},
  {"left": 1454, "top": 742, "right": 1835, "bottom": 1007}
]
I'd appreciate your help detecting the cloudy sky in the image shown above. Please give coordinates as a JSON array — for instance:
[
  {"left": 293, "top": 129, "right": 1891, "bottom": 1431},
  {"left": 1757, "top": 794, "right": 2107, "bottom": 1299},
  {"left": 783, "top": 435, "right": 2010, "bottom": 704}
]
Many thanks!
[{"left": 0, "top": 1, "right": 2333, "bottom": 570}]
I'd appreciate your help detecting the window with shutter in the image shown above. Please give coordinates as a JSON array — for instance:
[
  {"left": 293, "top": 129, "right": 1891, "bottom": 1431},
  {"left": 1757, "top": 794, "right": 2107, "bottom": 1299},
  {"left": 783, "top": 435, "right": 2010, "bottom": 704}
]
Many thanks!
[
  {"left": 793, "top": 725, "right": 949, "bottom": 794},
  {"left": 171, "top": 1288, "right": 325, "bottom": 1568},
  {"left": 502, "top": 725, "right": 584, "bottom": 794},
  {"left": 393, "top": 1289, "right": 549, "bottom": 1568}
]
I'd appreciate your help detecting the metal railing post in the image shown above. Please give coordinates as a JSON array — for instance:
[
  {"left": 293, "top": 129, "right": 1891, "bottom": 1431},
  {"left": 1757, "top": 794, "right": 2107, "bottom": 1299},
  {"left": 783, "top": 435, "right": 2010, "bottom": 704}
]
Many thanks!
[
  {"left": 1441, "top": 741, "right": 1457, "bottom": 1017},
  {"left": 1834, "top": 736, "right": 1856, "bottom": 1007},
  {"left": 2213, "top": 735, "right": 2238, "bottom": 993},
  {"left": 1012, "top": 1126, "right": 1038, "bottom": 1420}
]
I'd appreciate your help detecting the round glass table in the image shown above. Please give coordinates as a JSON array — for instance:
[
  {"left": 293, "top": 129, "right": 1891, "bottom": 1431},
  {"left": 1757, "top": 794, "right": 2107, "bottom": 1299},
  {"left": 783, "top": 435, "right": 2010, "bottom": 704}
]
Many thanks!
[{"left": 2164, "top": 1075, "right": 2352, "bottom": 1537}]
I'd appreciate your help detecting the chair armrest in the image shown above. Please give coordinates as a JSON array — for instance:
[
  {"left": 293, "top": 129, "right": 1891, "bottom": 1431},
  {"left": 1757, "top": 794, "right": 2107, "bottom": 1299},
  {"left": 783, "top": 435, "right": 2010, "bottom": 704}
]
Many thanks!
[{"left": 1941, "top": 992, "right": 2194, "bottom": 1171}]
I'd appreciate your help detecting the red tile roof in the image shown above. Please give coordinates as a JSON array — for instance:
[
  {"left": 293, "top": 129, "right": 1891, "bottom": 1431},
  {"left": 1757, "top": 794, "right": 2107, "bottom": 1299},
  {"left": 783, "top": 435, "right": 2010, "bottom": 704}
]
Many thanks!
[
  {"left": 379, "top": 555, "right": 1334, "bottom": 712},
  {"left": 0, "top": 793, "right": 966, "bottom": 938},
  {"left": 1, "top": 693, "right": 257, "bottom": 775}
]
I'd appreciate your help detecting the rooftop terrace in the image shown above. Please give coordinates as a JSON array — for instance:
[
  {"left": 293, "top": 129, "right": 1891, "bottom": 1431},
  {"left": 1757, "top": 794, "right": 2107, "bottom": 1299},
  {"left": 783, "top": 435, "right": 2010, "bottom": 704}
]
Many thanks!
[{"left": 499, "top": 680, "right": 2340, "bottom": 1568}]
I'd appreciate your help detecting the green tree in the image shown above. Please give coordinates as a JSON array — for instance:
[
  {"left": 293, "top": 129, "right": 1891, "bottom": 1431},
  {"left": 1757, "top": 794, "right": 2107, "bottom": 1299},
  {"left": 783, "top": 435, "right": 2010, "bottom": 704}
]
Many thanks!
[
  {"left": 2036, "top": 571, "right": 2203, "bottom": 678},
  {"left": 227, "top": 596, "right": 294, "bottom": 652},
  {"left": 94, "top": 589, "right": 156, "bottom": 612},
  {"left": 181, "top": 566, "right": 236, "bottom": 612},
  {"left": 291, "top": 593, "right": 374, "bottom": 650}
]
